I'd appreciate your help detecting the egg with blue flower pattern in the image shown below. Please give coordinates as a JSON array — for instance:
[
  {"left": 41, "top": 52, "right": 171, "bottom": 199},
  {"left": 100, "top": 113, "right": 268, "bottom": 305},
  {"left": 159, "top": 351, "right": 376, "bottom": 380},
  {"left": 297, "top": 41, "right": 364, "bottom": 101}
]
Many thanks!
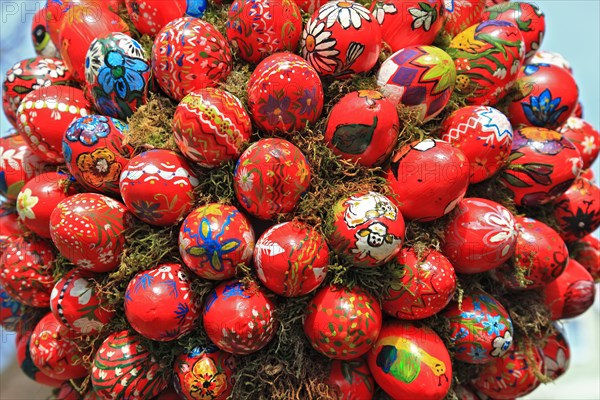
[
  {"left": 444, "top": 291, "right": 514, "bottom": 364},
  {"left": 86, "top": 32, "right": 152, "bottom": 120}
]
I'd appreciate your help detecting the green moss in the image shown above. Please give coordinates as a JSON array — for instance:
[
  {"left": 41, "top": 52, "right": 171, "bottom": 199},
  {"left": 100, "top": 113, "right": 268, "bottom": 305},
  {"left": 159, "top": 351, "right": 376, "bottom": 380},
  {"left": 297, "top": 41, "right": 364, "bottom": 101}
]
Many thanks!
[{"left": 124, "top": 94, "right": 178, "bottom": 153}]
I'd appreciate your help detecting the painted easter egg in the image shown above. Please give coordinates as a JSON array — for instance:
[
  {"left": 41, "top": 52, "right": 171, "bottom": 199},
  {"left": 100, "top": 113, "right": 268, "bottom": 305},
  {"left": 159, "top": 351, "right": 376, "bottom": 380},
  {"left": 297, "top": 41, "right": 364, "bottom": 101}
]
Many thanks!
[
  {"left": 472, "top": 341, "right": 544, "bottom": 399},
  {"left": 324, "top": 90, "right": 399, "bottom": 167},
  {"left": 16, "top": 85, "right": 92, "bottom": 164},
  {"left": 0, "top": 207, "right": 21, "bottom": 255},
  {"left": 247, "top": 52, "right": 324, "bottom": 134},
  {"left": 50, "top": 193, "right": 130, "bottom": 272},
  {"left": 329, "top": 191, "right": 405, "bottom": 267},
  {"left": 1, "top": 284, "right": 23, "bottom": 331},
  {"left": 92, "top": 330, "right": 168, "bottom": 399},
  {"left": 441, "top": 198, "right": 518, "bottom": 274},
  {"left": 0, "top": 236, "right": 55, "bottom": 307},
  {"left": 294, "top": 0, "right": 327, "bottom": 14},
  {"left": 444, "top": 0, "right": 486, "bottom": 36},
  {"left": 448, "top": 20, "right": 525, "bottom": 106},
  {"left": 529, "top": 50, "right": 572, "bottom": 73},
  {"left": 500, "top": 127, "right": 583, "bottom": 207},
  {"left": 0, "top": 133, "right": 48, "bottom": 201},
  {"left": 383, "top": 248, "right": 456, "bottom": 320},
  {"left": 125, "top": 0, "right": 188, "bottom": 36},
  {"left": 440, "top": 106, "right": 513, "bottom": 183},
  {"left": 16, "top": 171, "right": 77, "bottom": 238},
  {"left": 371, "top": 0, "right": 445, "bottom": 52},
  {"left": 301, "top": 1, "right": 382, "bottom": 78},
  {"left": 179, "top": 204, "right": 255, "bottom": 281},
  {"left": 574, "top": 235, "right": 600, "bottom": 282},
  {"left": 542, "top": 327, "right": 570, "bottom": 381},
  {"left": 304, "top": 285, "right": 382, "bottom": 360},
  {"left": 543, "top": 258, "right": 596, "bottom": 320},
  {"left": 377, "top": 46, "right": 456, "bottom": 122},
  {"left": 152, "top": 17, "right": 232, "bottom": 101},
  {"left": 483, "top": 2, "right": 545, "bottom": 62},
  {"left": 173, "top": 88, "right": 252, "bottom": 167},
  {"left": 173, "top": 346, "right": 236, "bottom": 400},
  {"left": 63, "top": 115, "right": 134, "bottom": 195},
  {"left": 328, "top": 359, "right": 375, "bottom": 400},
  {"left": 3, "top": 57, "right": 71, "bottom": 129},
  {"left": 491, "top": 216, "right": 569, "bottom": 290},
  {"left": 553, "top": 178, "right": 600, "bottom": 243},
  {"left": 16, "top": 332, "right": 64, "bottom": 387},
  {"left": 203, "top": 280, "right": 278, "bottom": 355},
  {"left": 227, "top": 0, "right": 303, "bottom": 64},
  {"left": 119, "top": 150, "right": 199, "bottom": 226},
  {"left": 85, "top": 32, "right": 152, "bottom": 120},
  {"left": 386, "top": 139, "right": 469, "bottom": 221},
  {"left": 31, "top": 8, "right": 60, "bottom": 58},
  {"left": 233, "top": 138, "right": 311, "bottom": 219},
  {"left": 50, "top": 269, "right": 114, "bottom": 335},
  {"left": 29, "top": 312, "right": 88, "bottom": 380},
  {"left": 368, "top": 320, "right": 452, "bottom": 400},
  {"left": 125, "top": 263, "right": 201, "bottom": 341},
  {"left": 558, "top": 117, "right": 600, "bottom": 169},
  {"left": 254, "top": 221, "right": 329, "bottom": 297},
  {"left": 445, "top": 291, "right": 514, "bottom": 364},
  {"left": 508, "top": 63, "right": 579, "bottom": 129}
]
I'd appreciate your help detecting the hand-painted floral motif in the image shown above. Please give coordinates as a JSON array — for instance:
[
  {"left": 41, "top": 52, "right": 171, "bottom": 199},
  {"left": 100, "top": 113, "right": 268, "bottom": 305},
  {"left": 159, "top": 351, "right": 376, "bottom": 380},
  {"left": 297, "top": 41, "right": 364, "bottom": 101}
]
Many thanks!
[
  {"left": 125, "top": 0, "right": 188, "bottom": 36},
  {"left": 1, "top": 284, "right": 22, "bottom": 331},
  {"left": 541, "top": 328, "right": 570, "bottom": 381},
  {"left": 444, "top": 0, "right": 486, "bottom": 36},
  {"left": 553, "top": 178, "right": 600, "bottom": 243},
  {"left": 0, "top": 134, "right": 47, "bottom": 201},
  {"left": 558, "top": 117, "right": 600, "bottom": 169}
]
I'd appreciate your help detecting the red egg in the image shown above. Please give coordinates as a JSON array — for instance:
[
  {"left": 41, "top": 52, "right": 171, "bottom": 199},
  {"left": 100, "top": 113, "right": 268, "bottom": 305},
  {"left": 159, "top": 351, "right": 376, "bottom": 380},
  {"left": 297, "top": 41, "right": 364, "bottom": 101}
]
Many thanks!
[
  {"left": 444, "top": 0, "right": 486, "bottom": 36},
  {"left": 3, "top": 56, "right": 72, "bottom": 128},
  {"left": 302, "top": 1, "right": 382, "bottom": 78},
  {"left": 449, "top": 20, "right": 525, "bottom": 106},
  {"left": 16, "top": 85, "right": 92, "bottom": 164},
  {"left": 574, "top": 235, "right": 600, "bottom": 282},
  {"left": 305, "top": 285, "right": 381, "bottom": 360},
  {"left": 377, "top": 46, "right": 456, "bottom": 122},
  {"left": 29, "top": 312, "right": 88, "bottom": 380},
  {"left": 445, "top": 291, "right": 514, "bottom": 364},
  {"left": 1, "top": 284, "right": 23, "bottom": 331},
  {"left": 203, "top": 279, "right": 278, "bottom": 355},
  {"left": 233, "top": 138, "right": 311, "bottom": 220},
  {"left": 330, "top": 191, "right": 405, "bottom": 267},
  {"left": 500, "top": 127, "right": 583, "bottom": 207},
  {"left": 386, "top": 139, "right": 469, "bottom": 221},
  {"left": 16, "top": 171, "right": 77, "bottom": 238},
  {"left": 125, "top": 263, "right": 200, "bottom": 341},
  {"left": 31, "top": 8, "right": 61, "bottom": 58},
  {"left": 368, "top": 320, "right": 452, "bottom": 400},
  {"left": 227, "top": 0, "right": 303, "bottom": 64},
  {"left": 16, "top": 331, "right": 64, "bottom": 387},
  {"left": 254, "top": 221, "right": 329, "bottom": 297},
  {"left": 152, "top": 17, "right": 232, "bottom": 101},
  {"left": 173, "top": 88, "right": 252, "bottom": 167},
  {"left": 543, "top": 258, "right": 596, "bottom": 320},
  {"left": 324, "top": 90, "right": 399, "bottom": 167},
  {"left": 120, "top": 150, "right": 199, "bottom": 226},
  {"left": 440, "top": 106, "right": 513, "bottom": 183},
  {"left": 491, "top": 216, "right": 569, "bottom": 289},
  {"left": 441, "top": 198, "right": 518, "bottom": 274},
  {"left": 541, "top": 327, "right": 570, "bottom": 381},
  {"left": 529, "top": 50, "right": 573, "bottom": 73},
  {"left": 558, "top": 117, "right": 600, "bottom": 170},
  {"left": 328, "top": 359, "right": 375, "bottom": 400},
  {"left": 553, "top": 178, "right": 600, "bottom": 242},
  {"left": 50, "top": 269, "right": 114, "bottom": 335},
  {"left": 58, "top": 4, "right": 129, "bottom": 83},
  {"left": 173, "top": 346, "right": 236, "bottom": 400},
  {"left": 50, "top": 193, "right": 130, "bottom": 272},
  {"left": 294, "top": 0, "right": 327, "bottom": 13},
  {"left": 125, "top": 0, "right": 187, "bottom": 36},
  {"left": 180, "top": 204, "right": 255, "bottom": 281},
  {"left": 63, "top": 115, "right": 134, "bottom": 195},
  {"left": 0, "top": 133, "right": 48, "bottom": 201},
  {"left": 483, "top": 2, "right": 545, "bottom": 62},
  {"left": 92, "top": 330, "right": 168, "bottom": 399},
  {"left": 370, "top": 0, "right": 445, "bottom": 52},
  {"left": 0, "top": 237, "right": 55, "bottom": 307},
  {"left": 472, "top": 341, "right": 544, "bottom": 399},
  {"left": 508, "top": 64, "right": 579, "bottom": 129},
  {"left": 247, "top": 52, "right": 324, "bottom": 134},
  {"left": 0, "top": 207, "right": 21, "bottom": 253},
  {"left": 383, "top": 248, "right": 456, "bottom": 320}
]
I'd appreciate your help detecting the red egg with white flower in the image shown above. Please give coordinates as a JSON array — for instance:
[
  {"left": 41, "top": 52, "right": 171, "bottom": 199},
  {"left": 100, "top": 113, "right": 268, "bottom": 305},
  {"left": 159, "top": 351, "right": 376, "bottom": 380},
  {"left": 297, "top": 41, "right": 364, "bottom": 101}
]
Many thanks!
[
  {"left": 444, "top": 0, "right": 486, "bottom": 36},
  {"left": 574, "top": 235, "right": 599, "bottom": 282},
  {"left": 385, "top": 139, "right": 470, "bottom": 221},
  {"left": 50, "top": 193, "right": 130, "bottom": 272},
  {"left": 0, "top": 133, "right": 48, "bottom": 201},
  {"left": 558, "top": 117, "right": 600, "bottom": 170},
  {"left": 543, "top": 258, "right": 596, "bottom": 320},
  {"left": 541, "top": 327, "right": 570, "bottom": 381},
  {"left": 125, "top": 0, "right": 188, "bottom": 36},
  {"left": 553, "top": 177, "right": 600, "bottom": 243},
  {"left": 327, "top": 359, "right": 375, "bottom": 400}
]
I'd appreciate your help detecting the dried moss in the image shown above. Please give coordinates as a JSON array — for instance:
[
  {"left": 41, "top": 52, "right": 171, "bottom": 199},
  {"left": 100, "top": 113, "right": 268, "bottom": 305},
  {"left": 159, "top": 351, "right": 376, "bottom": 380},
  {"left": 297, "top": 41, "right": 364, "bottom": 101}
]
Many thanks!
[{"left": 124, "top": 93, "right": 178, "bottom": 153}]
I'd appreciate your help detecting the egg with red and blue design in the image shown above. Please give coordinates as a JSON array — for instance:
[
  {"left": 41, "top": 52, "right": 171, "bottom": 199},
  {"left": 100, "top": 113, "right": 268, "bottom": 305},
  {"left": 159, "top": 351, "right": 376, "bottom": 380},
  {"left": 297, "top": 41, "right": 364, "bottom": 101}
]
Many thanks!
[
  {"left": 327, "top": 359, "right": 375, "bottom": 400},
  {"left": 120, "top": 149, "right": 199, "bottom": 226},
  {"left": 203, "top": 279, "right": 278, "bottom": 355},
  {"left": 0, "top": 133, "right": 48, "bottom": 201},
  {"left": 17, "top": 331, "right": 64, "bottom": 387},
  {"left": 377, "top": 45, "right": 456, "bottom": 122},
  {"left": 558, "top": 117, "right": 600, "bottom": 170},
  {"left": 1, "top": 284, "right": 22, "bottom": 331},
  {"left": 329, "top": 191, "right": 405, "bottom": 268},
  {"left": 173, "top": 345, "right": 236, "bottom": 400},
  {"left": 543, "top": 258, "right": 596, "bottom": 320},
  {"left": 247, "top": 52, "right": 324, "bottom": 134}
]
